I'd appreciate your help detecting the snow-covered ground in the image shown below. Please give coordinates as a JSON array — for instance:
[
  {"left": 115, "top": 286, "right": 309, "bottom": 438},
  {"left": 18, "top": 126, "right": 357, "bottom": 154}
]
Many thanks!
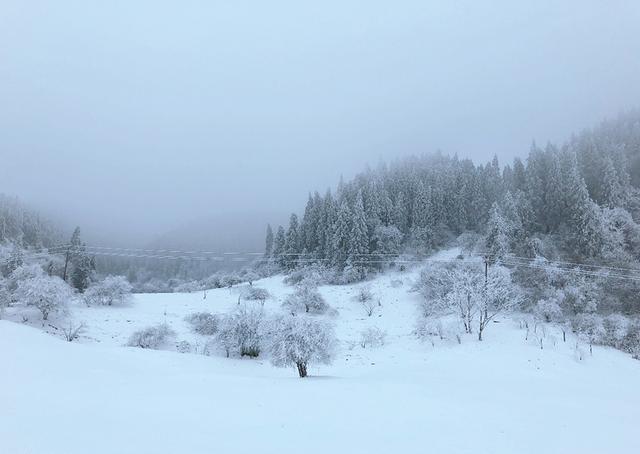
[{"left": 2, "top": 248, "right": 640, "bottom": 454}]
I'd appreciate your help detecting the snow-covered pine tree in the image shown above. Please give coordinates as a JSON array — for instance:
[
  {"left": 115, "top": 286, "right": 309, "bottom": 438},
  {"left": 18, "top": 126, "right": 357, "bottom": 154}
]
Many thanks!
[
  {"left": 349, "top": 190, "right": 369, "bottom": 267},
  {"left": 284, "top": 214, "right": 300, "bottom": 269},
  {"left": 273, "top": 226, "right": 286, "bottom": 267},
  {"left": 332, "top": 200, "right": 351, "bottom": 269},
  {"left": 264, "top": 224, "right": 274, "bottom": 258},
  {"left": 484, "top": 202, "right": 510, "bottom": 264}
]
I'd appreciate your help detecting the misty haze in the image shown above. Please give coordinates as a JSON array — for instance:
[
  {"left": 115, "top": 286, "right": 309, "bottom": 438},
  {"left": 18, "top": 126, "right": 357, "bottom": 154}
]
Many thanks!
[{"left": 2, "top": 2, "right": 640, "bottom": 454}]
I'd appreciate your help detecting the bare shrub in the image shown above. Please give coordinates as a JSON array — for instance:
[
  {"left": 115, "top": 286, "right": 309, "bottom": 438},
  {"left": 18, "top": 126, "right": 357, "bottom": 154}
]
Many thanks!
[
  {"left": 355, "top": 287, "right": 377, "bottom": 316},
  {"left": 360, "top": 327, "right": 386, "bottom": 348},
  {"left": 62, "top": 321, "right": 86, "bottom": 342}
]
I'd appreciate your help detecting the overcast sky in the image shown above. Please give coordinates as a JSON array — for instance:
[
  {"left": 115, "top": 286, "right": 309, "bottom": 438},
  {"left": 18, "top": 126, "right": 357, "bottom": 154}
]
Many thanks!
[{"left": 1, "top": 1, "right": 640, "bottom": 246}]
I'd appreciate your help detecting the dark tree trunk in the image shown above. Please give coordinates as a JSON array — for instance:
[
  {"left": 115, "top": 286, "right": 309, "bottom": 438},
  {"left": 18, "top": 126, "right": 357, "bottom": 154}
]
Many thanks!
[{"left": 297, "top": 362, "right": 308, "bottom": 378}]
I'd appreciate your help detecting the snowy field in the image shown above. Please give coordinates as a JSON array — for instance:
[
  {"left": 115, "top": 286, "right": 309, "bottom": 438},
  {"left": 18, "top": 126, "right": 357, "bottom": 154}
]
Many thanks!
[{"left": 2, "top": 250, "right": 640, "bottom": 454}]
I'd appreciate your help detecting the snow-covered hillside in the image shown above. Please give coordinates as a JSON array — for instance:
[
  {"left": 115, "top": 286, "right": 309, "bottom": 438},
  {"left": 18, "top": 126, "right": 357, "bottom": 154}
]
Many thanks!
[{"left": 2, "top": 249, "right": 640, "bottom": 454}]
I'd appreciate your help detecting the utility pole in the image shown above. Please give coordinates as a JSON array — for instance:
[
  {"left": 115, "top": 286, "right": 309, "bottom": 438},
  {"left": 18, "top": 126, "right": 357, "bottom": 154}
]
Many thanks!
[{"left": 483, "top": 254, "right": 489, "bottom": 321}]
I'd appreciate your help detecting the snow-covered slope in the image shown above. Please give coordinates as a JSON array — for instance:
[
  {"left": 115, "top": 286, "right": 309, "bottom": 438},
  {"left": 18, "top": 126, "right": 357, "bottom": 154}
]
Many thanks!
[{"left": 2, "top": 250, "right": 640, "bottom": 454}]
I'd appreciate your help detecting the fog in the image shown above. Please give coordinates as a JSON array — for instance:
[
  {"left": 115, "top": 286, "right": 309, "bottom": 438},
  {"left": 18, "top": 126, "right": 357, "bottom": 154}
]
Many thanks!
[{"left": 1, "top": 1, "right": 639, "bottom": 248}]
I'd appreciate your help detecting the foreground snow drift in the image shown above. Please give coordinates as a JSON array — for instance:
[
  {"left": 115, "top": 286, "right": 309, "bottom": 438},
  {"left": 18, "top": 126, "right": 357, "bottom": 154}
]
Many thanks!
[{"left": 2, "top": 316, "right": 640, "bottom": 454}]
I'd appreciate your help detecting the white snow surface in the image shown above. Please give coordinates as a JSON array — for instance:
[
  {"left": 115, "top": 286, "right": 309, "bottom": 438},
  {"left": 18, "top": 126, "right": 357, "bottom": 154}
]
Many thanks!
[{"left": 2, "top": 248, "right": 640, "bottom": 454}]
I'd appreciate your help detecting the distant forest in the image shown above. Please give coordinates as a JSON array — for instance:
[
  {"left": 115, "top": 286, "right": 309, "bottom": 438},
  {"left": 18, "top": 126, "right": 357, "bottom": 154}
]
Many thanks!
[{"left": 265, "top": 111, "right": 640, "bottom": 309}]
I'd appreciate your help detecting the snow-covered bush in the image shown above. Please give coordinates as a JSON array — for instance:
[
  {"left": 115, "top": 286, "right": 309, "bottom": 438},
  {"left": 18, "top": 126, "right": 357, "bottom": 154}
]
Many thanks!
[
  {"left": 360, "top": 326, "right": 386, "bottom": 348},
  {"left": 83, "top": 275, "right": 132, "bottom": 306},
  {"left": 173, "top": 280, "right": 203, "bottom": 293},
  {"left": 282, "top": 286, "right": 331, "bottom": 315},
  {"left": 333, "top": 264, "right": 367, "bottom": 285},
  {"left": 185, "top": 312, "right": 219, "bottom": 335},
  {"left": 573, "top": 313, "right": 605, "bottom": 354},
  {"left": 7, "top": 264, "right": 45, "bottom": 293},
  {"left": 602, "top": 314, "right": 630, "bottom": 349},
  {"left": 283, "top": 266, "right": 327, "bottom": 287},
  {"left": 176, "top": 340, "right": 192, "bottom": 353},
  {"left": 241, "top": 286, "right": 270, "bottom": 304},
  {"left": 135, "top": 278, "right": 172, "bottom": 294},
  {"left": 127, "top": 323, "right": 176, "bottom": 349},
  {"left": 562, "top": 278, "right": 599, "bottom": 315},
  {"left": 621, "top": 320, "right": 640, "bottom": 359},
  {"left": 240, "top": 270, "right": 260, "bottom": 286},
  {"left": 215, "top": 305, "right": 265, "bottom": 357},
  {"left": 221, "top": 274, "right": 242, "bottom": 288},
  {"left": 15, "top": 274, "right": 72, "bottom": 320},
  {"left": 0, "top": 278, "right": 9, "bottom": 318},
  {"left": 534, "top": 297, "right": 564, "bottom": 323},
  {"left": 270, "top": 315, "right": 336, "bottom": 377}
]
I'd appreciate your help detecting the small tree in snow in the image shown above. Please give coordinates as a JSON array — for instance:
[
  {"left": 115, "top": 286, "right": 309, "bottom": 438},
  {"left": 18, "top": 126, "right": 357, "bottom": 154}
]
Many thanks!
[
  {"left": 355, "top": 287, "right": 377, "bottom": 316},
  {"left": 83, "top": 275, "right": 132, "bottom": 306},
  {"left": 573, "top": 313, "right": 605, "bottom": 355},
  {"left": 215, "top": 305, "right": 265, "bottom": 357},
  {"left": 534, "top": 295, "right": 564, "bottom": 323},
  {"left": 282, "top": 285, "right": 331, "bottom": 315},
  {"left": 15, "top": 274, "right": 72, "bottom": 320},
  {"left": 477, "top": 266, "right": 521, "bottom": 341},
  {"left": 414, "top": 262, "right": 520, "bottom": 340},
  {"left": 270, "top": 315, "right": 336, "bottom": 377}
]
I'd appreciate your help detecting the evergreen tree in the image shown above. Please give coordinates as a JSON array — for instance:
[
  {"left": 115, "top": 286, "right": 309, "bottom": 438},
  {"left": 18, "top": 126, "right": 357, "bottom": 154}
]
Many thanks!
[
  {"left": 484, "top": 202, "right": 510, "bottom": 264},
  {"left": 273, "top": 226, "right": 286, "bottom": 267},
  {"left": 349, "top": 190, "right": 369, "bottom": 265},
  {"left": 284, "top": 214, "right": 300, "bottom": 269},
  {"left": 332, "top": 200, "right": 351, "bottom": 268},
  {"left": 264, "top": 224, "right": 274, "bottom": 258}
]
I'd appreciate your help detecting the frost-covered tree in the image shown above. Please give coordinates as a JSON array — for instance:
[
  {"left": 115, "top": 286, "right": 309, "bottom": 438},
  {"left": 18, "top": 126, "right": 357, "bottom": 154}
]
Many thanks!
[
  {"left": 216, "top": 305, "right": 265, "bottom": 358},
  {"left": 264, "top": 224, "right": 274, "bottom": 258},
  {"left": 332, "top": 201, "right": 351, "bottom": 268},
  {"left": 270, "top": 315, "right": 336, "bottom": 377},
  {"left": 83, "top": 275, "right": 132, "bottom": 306},
  {"left": 349, "top": 190, "right": 369, "bottom": 265},
  {"left": 282, "top": 285, "right": 331, "bottom": 315},
  {"left": 15, "top": 274, "right": 72, "bottom": 320},
  {"left": 284, "top": 214, "right": 301, "bottom": 269},
  {"left": 4, "top": 246, "right": 23, "bottom": 277},
  {"left": 0, "top": 278, "right": 9, "bottom": 318},
  {"left": 484, "top": 202, "right": 510, "bottom": 263},
  {"left": 272, "top": 226, "right": 286, "bottom": 267},
  {"left": 477, "top": 266, "right": 521, "bottom": 340}
]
